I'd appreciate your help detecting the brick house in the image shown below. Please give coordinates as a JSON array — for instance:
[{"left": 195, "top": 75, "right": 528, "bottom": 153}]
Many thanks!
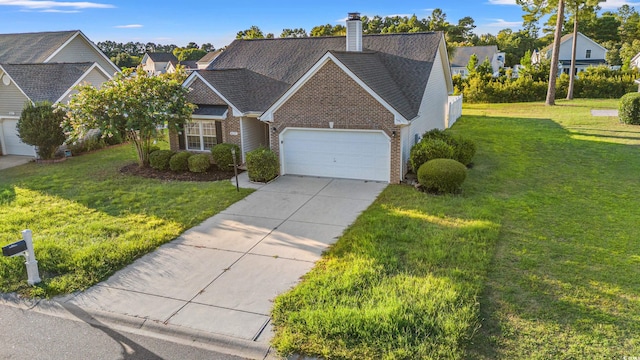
[{"left": 171, "top": 13, "right": 454, "bottom": 184}]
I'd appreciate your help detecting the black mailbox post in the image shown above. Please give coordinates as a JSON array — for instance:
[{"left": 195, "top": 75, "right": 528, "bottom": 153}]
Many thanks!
[{"left": 2, "top": 240, "right": 28, "bottom": 257}]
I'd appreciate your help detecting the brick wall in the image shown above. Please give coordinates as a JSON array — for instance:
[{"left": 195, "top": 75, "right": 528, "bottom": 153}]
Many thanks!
[
  {"left": 272, "top": 59, "right": 402, "bottom": 183},
  {"left": 187, "top": 78, "right": 227, "bottom": 105}
]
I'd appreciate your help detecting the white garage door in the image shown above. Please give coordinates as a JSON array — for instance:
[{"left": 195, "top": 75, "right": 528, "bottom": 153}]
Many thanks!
[
  {"left": 1, "top": 119, "right": 34, "bottom": 156},
  {"left": 281, "top": 128, "right": 390, "bottom": 182}
]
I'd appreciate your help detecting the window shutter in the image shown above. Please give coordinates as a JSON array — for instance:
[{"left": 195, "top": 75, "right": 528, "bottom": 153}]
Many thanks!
[{"left": 215, "top": 121, "right": 223, "bottom": 144}]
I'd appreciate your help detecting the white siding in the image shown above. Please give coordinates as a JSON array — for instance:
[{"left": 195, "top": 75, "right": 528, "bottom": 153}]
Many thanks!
[
  {"left": 549, "top": 33, "right": 607, "bottom": 61},
  {"left": 400, "top": 125, "right": 411, "bottom": 176},
  {"left": 0, "top": 77, "right": 30, "bottom": 116},
  {"left": 49, "top": 36, "right": 119, "bottom": 75},
  {"left": 240, "top": 117, "right": 268, "bottom": 162},
  {"left": 401, "top": 47, "right": 449, "bottom": 171}
]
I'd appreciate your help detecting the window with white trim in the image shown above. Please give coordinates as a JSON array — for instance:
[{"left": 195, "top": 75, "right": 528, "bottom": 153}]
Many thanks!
[{"left": 185, "top": 121, "right": 217, "bottom": 151}]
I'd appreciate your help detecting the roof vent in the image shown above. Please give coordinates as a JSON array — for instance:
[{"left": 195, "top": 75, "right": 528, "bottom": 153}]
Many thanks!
[{"left": 346, "top": 12, "right": 362, "bottom": 52}]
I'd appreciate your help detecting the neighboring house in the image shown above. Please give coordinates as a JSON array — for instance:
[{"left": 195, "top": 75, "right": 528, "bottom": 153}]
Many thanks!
[
  {"left": 532, "top": 32, "right": 607, "bottom": 74},
  {"left": 450, "top": 45, "right": 505, "bottom": 77},
  {"left": 141, "top": 52, "right": 178, "bottom": 75},
  {"left": 0, "top": 30, "right": 118, "bottom": 157},
  {"left": 196, "top": 50, "right": 223, "bottom": 70},
  {"left": 172, "top": 13, "right": 454, "bottom": 184},
  {"left": 166, "top": 60, "right": 198, "bottom": 74}
]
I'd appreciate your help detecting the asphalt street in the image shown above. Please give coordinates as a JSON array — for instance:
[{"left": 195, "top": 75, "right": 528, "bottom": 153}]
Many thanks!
[{"left": 0, "top": 303, "right": 248, "bottom": 360}]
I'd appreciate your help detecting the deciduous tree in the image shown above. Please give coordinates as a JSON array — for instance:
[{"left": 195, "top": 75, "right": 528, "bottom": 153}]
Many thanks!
[{"left": 61, "top": 68, "right": 195, "bottom": 166}]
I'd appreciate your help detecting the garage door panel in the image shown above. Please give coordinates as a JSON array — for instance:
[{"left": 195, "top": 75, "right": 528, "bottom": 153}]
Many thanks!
[
  {"left": 2, "top": 120, "right": 34, "bottom": 156},
  {"left": 282, "top": 129, "right": 390, "bottom": 182}
]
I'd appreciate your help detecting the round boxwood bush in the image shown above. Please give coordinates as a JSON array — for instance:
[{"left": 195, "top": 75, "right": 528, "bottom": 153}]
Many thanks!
[
  {"left": 169, "top": 151, "right": 192, "bottom": 172},
  {"left": 188, "top": 153, "right": 211, "bottom": 173},
  {"left": 410, "top": 138, "right": 455, "bottom": 172},
  {"left": 246, "top": 147, "right": 279, "bottom": 183},
  {"left": 149, "top": 150, "right": 174, "bottom": 170},
  {"left": 619, "top": 92, "right": 640, "bottom": 125},
  {"left": 453, "top": 136, "right": 476, "bottom": 166},
  {"left": 422, "top": 128, "right": 454, "bottom": 143},
  {"left": 211, "top": 143, "right": 241, "bottom": 172},
  {"left": 417, "top": 158, "right": 467, "bottom": 194}
]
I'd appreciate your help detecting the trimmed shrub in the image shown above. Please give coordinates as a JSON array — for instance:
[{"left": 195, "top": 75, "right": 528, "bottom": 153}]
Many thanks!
[
  {"left": 169, "top": 151, "right": 192, "bottom": 172},
  {"left": 149, "top": 150, "right": 174, "bottom": 170},
  {"left": 418, "top": 159, "right": 467, "bottom": 194},
  {"left": 422, "top": 128, "right": 454, "bottom": 143},
  {"left": 144, "top": 144, "right": 161, "bottom": 155},
  {"left": 453, "top": 136, "right": 476, "bottom": 166},
  {"left": 410, "top": 138, "right": 455, "bottom": 172},
  {"left": 246, "top": 147, "right": 279, "bottom": 183},
  {"left": 188, "top": 153, "right": 211, "bottom": 173},
  {"left": 619, "top": 92, "right": 640, "bottom": 125},
  {"left": 211, "top": 143, "right": 241, "bottom": 171},
  {"left": 16, "top": 101, "right": 66, "bottom": 159}
]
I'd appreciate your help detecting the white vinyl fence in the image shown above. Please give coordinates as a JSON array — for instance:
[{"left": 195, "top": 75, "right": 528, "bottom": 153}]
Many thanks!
[{"left": 446, "top": 95, "right": 463, "bottom": 128}]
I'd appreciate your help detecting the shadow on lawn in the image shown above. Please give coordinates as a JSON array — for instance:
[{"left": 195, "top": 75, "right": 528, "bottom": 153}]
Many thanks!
[{"left": 459, "top": 115, "right": 640, "bottom": 358}]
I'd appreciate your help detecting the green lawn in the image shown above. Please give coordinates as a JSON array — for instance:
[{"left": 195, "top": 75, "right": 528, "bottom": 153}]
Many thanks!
[
  {"left": 0, "top": 144, "right": 252, "bottom": 297},
  {"left": 271, "top": 99, "right": 640, "bottom": 359}
]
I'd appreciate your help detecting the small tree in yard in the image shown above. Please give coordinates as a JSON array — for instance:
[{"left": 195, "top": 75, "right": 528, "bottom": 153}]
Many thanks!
[
  {"left": 17, "top": 102, "right": 66, "bottom": 160},
  {"left": 61, "top": 67, "right": 194, "bottom": 167}
]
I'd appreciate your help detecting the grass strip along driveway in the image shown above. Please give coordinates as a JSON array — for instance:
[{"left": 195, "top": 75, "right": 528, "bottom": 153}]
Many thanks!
[
  {"left": 0, "top": 144, "right": 251, "bottom": 297},
  {"left": 271, "top": 99, "right": 640, "bottom": 359}
]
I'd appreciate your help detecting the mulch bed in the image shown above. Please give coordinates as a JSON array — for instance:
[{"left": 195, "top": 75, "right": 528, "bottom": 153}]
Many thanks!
[{"left": 120, "top": 163, "right": 238, "bottom": 182}]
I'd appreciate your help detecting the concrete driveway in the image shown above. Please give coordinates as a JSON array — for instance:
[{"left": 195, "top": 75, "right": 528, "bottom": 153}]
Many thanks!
[
  {"left": 0, "top": 155, "right": 33, "bottom": 170},
  {"left": 63, "top": 174, "right": 387, "bottom": 359}
]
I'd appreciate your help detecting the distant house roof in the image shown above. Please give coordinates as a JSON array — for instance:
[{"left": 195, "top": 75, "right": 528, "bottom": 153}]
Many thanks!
[
  {"left": 0, "top": 30, "right": 77, "bottom": 63},
  {"left": 197, "top": 50, "right": 223, "bottom": 65},
  {"left": 450, "top": 45, "right": 499, "bottom": 68},
  {"left": 178, "top": 60, "right": 198, "bottom": 70},
  {"left": 146, "top": 52, "right": 178, "bottom": 63},
  {"left": 194, "top": 32, "right": 444, "bottom": 120},
  {"left": 1, "top": 62, "right": 95, "bottom": 102}
]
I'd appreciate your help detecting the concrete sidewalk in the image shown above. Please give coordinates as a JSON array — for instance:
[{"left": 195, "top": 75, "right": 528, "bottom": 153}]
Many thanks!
[{"left": 61, "top": 174, "right": 387, "bottom": 359}]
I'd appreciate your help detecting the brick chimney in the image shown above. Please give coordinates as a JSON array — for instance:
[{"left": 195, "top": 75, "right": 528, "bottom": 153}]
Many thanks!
[{"left": 346, "top": 12, "right": 362, "bottom": 52}]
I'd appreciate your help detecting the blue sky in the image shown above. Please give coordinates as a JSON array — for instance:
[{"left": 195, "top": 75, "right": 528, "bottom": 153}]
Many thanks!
[{"left": 0, "top": 0, "right": 637, "bottom": 48}]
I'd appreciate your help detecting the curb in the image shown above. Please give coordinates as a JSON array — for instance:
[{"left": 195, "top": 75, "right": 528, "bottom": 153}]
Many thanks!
[{"left": 0, "top": 295, "right": 277, "bottom": 360}]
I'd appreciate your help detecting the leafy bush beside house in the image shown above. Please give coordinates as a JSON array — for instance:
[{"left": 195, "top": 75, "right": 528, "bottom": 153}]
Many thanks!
[
  {"left": 418, "top": 159, "right": 467, "bottom": 194},
  {"left": 169, "top": 151, "right": 192, "bottom": 172},
  {"left": 211, "top": 143, "right": 241, "bottom": 172},
  {"left": 619, "top": 92, "right": 640, "bottom": 125},
  {"left": 188, "top": 153, "right": 211, "bottom": 173},
  {"left": 246, "top": 147, "right": 279, "bottom": 183},
  {"left": 17, "top": 102, "right": 66, "bottom": 160},
  {"left": 149, "top": 150, "right": 174, "bottom": 170}
]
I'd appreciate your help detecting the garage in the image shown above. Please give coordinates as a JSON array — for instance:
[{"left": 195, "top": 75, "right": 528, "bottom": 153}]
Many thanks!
[
  {"left": 1, "top": 119, "right": 34, "bottom": 156},
  {"left": 281, "top": 128, "right": 390, "bottom": 182}
]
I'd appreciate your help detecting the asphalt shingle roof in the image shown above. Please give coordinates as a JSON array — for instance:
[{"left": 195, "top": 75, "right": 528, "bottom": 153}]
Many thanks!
[
  {"left": 2, "top": 63, "right": 93, "bottom": 102},
  {"left": 193, "top": 105, "right": 228, "bottom": 117},
  {"left": 202, "top": 32, "right": 443, "bottom": 119},
  {"left": 0, "top": 30, "right": 77, "bottom": 63},
  {"left": 450, "top": 45, "right": 499, "bottom": 68},
  {"left": 197, "top": 50, "right": 222, "bottom": 64},
  {"left": 146, "top": 52, "right": 178, "bottom": 63},
  {"left": 198, "top": 69, "right": 290, "bottom": 113}
]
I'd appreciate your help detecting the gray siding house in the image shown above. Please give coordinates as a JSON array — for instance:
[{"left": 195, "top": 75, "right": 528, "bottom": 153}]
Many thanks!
[{"left": 0, "top": 30, "right": 118, "bottom": 157}]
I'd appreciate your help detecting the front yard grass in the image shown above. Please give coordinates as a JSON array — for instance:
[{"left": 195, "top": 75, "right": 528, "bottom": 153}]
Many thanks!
[
  {"left": 0, "top": 144, "right": 252, "bottom": 297},
  {"left": 271, "top": 99, "right": 640, "bottom": 359}
]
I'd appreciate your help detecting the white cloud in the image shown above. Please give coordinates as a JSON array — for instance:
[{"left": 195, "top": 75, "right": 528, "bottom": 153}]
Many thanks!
[
  {"left": 114, "top": 24, "right": 143, "bottom": 29},
  {"left": 487, "top": 0, "right": 518, "bottom": 5},
  {"left": 600, "top": 0, "right": 640, "bottom": 9},
  {"left": 41, "top": 9, "right": 79, "bottom": 12},
  {"left": 0, "top": 1, "right": 114, "bottom": 10},
  {"left": 484, "top": 18, "right": 521, "bottom": 28}
]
